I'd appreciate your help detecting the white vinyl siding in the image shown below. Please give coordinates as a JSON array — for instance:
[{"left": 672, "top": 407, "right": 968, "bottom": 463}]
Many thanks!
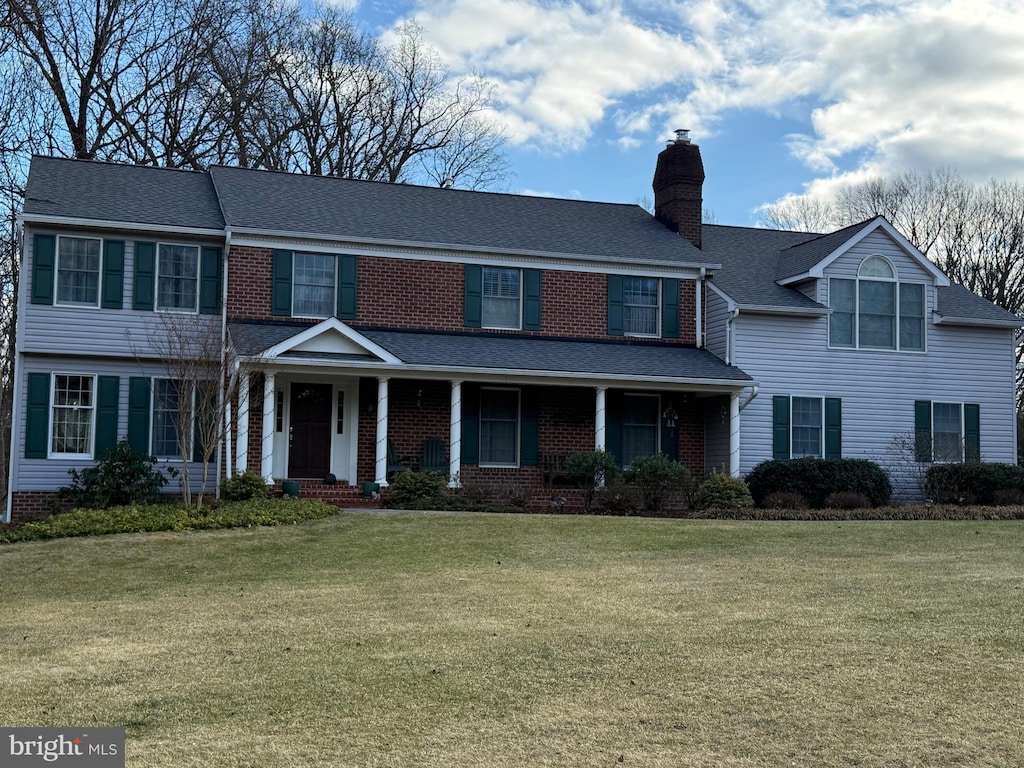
[
  {"left": 56, "top": 237, "right": 101, "bottom": 307},
  {"left": 482, "top": 267, "right": 521, "bottom": 329}
]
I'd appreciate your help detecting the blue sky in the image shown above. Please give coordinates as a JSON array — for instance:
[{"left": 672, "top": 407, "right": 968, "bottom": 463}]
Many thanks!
[{"left": 347, "top": 0, "right": 1024, "bottom": 227}]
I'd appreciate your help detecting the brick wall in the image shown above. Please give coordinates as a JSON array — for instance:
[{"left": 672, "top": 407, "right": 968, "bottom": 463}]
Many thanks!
[
  {"left": 9, "top": 492, "right": 69, "bottom": 523},
  {"left": 225, "top": 246, "right": 700, "bottom": 344}
]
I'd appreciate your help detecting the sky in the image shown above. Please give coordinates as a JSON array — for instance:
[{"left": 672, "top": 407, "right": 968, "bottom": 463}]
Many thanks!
[{"left": 346, "top": 0, "right": 1024, "bottom": 227}]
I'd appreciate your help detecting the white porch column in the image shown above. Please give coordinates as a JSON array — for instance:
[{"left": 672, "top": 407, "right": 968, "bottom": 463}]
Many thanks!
[
  {"left": 261, "top": 371, "right": 276, "bottom": 482},
  {"left": 595, "top": 386, "right": 607, "bottom": 450},
  {"left": 729, "top": 392, "right": 741, "bottom": 477},
  {"left": 236, "top": 373, "right": 250, "bottom": 475},
  {"left": 449, "top": 380, "right": 463, "bottom": 488},
  {"left": 375, "top": 377, "right": 389, "bottom": 487}
]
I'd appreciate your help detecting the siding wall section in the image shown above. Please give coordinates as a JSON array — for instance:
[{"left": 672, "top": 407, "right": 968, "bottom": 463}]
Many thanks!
[
  {"left": 12, "top": 355, "right": 210, "bottom": 493},
  {"left": 704, "top": 289, "right": 730, "bottom": 360},
  {"left": 21, "top": 229, "right": 223, "bottom": 359},
  {"left": 734, "top": 231, "right": 1016, "bottom": 497}
]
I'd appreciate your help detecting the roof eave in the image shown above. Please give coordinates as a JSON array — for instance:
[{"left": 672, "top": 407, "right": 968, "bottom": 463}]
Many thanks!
[
  {"left": 22, "top": 213, "right": 225, "bottom": 238},
  {"left": 932, "top": 314, "right": 1023, "bottom": 328},
  {"left": 737, "top": 304, "right": 829, "bottom": 316}
]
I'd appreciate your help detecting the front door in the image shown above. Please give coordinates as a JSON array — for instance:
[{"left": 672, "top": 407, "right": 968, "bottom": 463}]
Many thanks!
[{"left": 288, "top": 383, "right": 332, "bottom": 478}]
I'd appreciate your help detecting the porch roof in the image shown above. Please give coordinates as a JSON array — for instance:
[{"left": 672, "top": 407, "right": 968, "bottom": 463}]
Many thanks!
[{"left": 229, "top": 321, "right": 753, "bottom": 387}]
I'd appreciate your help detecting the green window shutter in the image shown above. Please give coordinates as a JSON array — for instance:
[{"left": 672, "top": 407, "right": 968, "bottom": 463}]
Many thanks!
[
  {"left": 25, "top": 372, "right": 51, "bottom": 458},
  {"left": 461, "top": 384, "right": 480, "bottom": 464},
  {"left": 520, "top": 389, "right": 539, "bottom": 466},
  {"left": 607, "top": 275, "right": 624, "bottom": 336},
  {"left": 133, "top": 242, "right": 156, "bottom": 311},
  {"left": 101, "top": 240, "right": 125, "bottom": 309},
  {"left": 523, "top": 269, "right": 542, "bottom": 331},
  {"left": 199, "top": 247, "right": 222, "bottom": 315},
  {"left": 337, "top": 254, "right": 358, "bottom": 320},
  {"left": 824, "top": 397, "right": 842, "bottom": 459},
  {"left": 464, "top": 265, "right": 482, "bottom": 328},
  {"left": 964, "top": 403, "right": 981, "bottom": 462},
  {"left": 31, "top": 234, "right": 55, "bottom": 305},
  {"left": 128, "top": 377, "right": 151, "bottom": 454},
  {"left": 606, "top": 390, "right": 624, "bottom": 467},
  {"left": 95, "top": 376, "right": 120, "bottom": 458},
  {"left": 271, "top": 250, "right": 293, "bottom": 316},
  {"left": 772, "top": 395, "right": 791, "bottom": 460},
  {"left": 661, "top": 278, "right": 680, "bottom": 339},
  {"left": 914, "top": 400, "right": 932, "bottom": 462}
]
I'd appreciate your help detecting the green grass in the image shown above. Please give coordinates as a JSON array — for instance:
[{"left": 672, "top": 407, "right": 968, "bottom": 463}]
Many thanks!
[{"left": 2, "top": 513, "right": 1022, "bottom": 766}]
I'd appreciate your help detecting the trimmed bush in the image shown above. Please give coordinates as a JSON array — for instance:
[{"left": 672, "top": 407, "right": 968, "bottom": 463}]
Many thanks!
[
  {"left": 924, "top": 462, "right": 1024, "bottom": 505},
  {"left": 0, "top": 498, "right": 337, "bottom": 543},
  {"left": 763, "top": 491, "right": 807, "bottom": 510},
  {"left": 221, "top": 470, "right": 270, "bottom": 501},
  {"left": 745, "top": 457, "right": 892, "bottom": 508},
  {"left": 696, "top": 471, "right": 753, "bottom": 510},
  {"left": 59, "top": 439, "right": 173, "bottom": 509},
  {"left": 593, "top": 477, "right": 641, "bottom": 516},
  {"left": 566, "top": 450, "right": 620, "bottom": 512},
  {"left": 623, "top": 454, "right": 693, "bottom": 514},
  {"left": 387, "top": 470, "right": 451, "bottom": 510},
  {"left": 824, "top": 491, "right": 871, "bottom": 509}
]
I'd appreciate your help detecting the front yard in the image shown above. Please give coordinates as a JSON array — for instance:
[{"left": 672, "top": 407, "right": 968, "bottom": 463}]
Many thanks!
[{"left": 2, "top": 512, "right": 1022, "bottom": 766}]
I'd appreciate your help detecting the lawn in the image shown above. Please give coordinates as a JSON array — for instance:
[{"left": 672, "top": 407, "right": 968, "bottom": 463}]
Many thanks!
[{"left": 2, "top": 512, "right": 1022, "bottom": 767}]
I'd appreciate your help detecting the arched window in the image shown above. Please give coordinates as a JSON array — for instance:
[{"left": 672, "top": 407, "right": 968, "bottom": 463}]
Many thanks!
[{"left": 829, "top": 256, "right": 925, "bottom": 351}]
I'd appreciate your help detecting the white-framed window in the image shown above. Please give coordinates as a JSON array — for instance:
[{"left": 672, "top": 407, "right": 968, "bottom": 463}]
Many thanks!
[
  {"left": 293, "top": 252, "right": 336, "bottom": 318},
  {"left": 157, "top": 244, "right": 200, "bottom": 312},
  {"left": 791, "top": 396, "right": 823, "bottom": 458},
  {"left": 623, "top": 277, "right": 659, "bottom": 337},
  {"left": 50, "top": 374, "right": 95, "bottom": 458},
  {"left": 932, "top": 402, "right": 964, "bottom": 463},
  {"left": 622, "top": 393, "right": 659, "bottom": 466},
  {"left": 151, "top": 378, "right": 191, "bottom": 459},
  {"left": 480, "top": 387, "right": 519, "bottom": 466},
  {"left": 482, "top": 267, "right": 521, "bottom": 329},
  {"left": 828, "top": 255, "right": 926, "bottom": 351},
  {"left": 55, "top": 236, "right": 101, "bottom": 307}
]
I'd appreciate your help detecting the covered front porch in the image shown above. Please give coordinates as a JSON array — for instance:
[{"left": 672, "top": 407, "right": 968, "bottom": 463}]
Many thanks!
[{"left": 225, "top": 319, "right": 755, "bottom": 501}]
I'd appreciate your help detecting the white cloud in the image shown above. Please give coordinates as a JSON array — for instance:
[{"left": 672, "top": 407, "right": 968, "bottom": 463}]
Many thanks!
[{"left": 387, "top": 0, "right": 1024, "bottom": 209}]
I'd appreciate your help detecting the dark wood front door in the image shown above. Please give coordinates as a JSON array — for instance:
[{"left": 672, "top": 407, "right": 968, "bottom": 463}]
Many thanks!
[{"left": 288, "top": 383, "right": 332, "bottom": 478}]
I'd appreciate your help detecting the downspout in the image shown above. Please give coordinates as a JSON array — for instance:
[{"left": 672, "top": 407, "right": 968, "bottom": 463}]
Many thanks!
[
  {"left": 725, "top": 307, "right": 739, "bottom": 365},
  {"left": 218, "top": 229, "right": 231, "bottom": 491},
  {"left": 695, "top": 268, "right": 705, "bottom": 347},
  {"left": 5, "top": 214, "right": 25, "bottom": 523},
  {"left": 739, "top": 383, "right": 759, "bottom": 412}
]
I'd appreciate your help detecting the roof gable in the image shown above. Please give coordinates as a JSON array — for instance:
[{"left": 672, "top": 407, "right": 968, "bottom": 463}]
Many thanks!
[{"left": 231, "top": 318, "right": 401, "bottom": 363}]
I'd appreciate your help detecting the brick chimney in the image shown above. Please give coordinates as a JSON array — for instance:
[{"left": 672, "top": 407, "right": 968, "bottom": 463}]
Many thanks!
[{"left": 653, "top": 129, "right": 704, "bottom": 249}]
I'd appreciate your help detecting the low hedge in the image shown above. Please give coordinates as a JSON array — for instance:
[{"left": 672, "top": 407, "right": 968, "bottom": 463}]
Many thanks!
[
  {"left": 924, "top": 462, "right": 1024, "bottom": 505},
  {"left": 745, "top": 457, "right": 892, "bottom": 508},
  {"left": 0, "top": 498, "right": 338, "bottom": 543}
]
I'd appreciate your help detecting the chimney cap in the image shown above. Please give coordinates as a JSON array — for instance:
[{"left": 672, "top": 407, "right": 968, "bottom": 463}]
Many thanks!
[{"left": 674, "top": 129, "right": 691, "bottom": 143}]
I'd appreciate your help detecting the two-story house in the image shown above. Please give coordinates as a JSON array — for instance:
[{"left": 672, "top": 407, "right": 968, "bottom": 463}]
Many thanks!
[{"left": 6, "top": 134, "right": 1018, "bottom": 521}]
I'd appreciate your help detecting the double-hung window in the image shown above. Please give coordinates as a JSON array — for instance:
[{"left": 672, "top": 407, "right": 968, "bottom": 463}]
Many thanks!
[
  {"left": 50, "top": 374, "right": 95, "bottom": 457},
  {"left": 480, "top": 388, "right": 519, "bottom": 466},
  {"left": 152, "top": 378, "right": 190, "bottom": 459},
  {"left": 56, "top": 237, "right": 101, "bottom": 307},
  {"left": 621, "top": 393, "right": 659, "bottom": 466},
  {"left": 915, "top": 400, "right": 979, "bottom": 463},
  {"left": 773, "top": 395, "right": 842, "bottom": 460},
  {"left": 623, "top": 278, "right": 659, "bottom": 336},
  {"left": 791, "top": 397, "right": 822, "bottom": 458},
  {"left": 828, "top": 256, "right": 925, "bottom": 351},
  {"left": 157, "top": 244, "right": 200, "bottom": 312},
  {"left": 482, "top": 267, "right": 521, "bottom": 329},
  {"left": 293, "top": 253, "right": 336, "bottom": 318},
  {"left": 932, "top": 402, "right": 963, "bottom": 462}
]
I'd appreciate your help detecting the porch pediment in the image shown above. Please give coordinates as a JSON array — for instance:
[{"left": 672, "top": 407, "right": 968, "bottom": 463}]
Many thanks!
[{"left": 229, "top": 318, "right": 402, "bottom": 364}]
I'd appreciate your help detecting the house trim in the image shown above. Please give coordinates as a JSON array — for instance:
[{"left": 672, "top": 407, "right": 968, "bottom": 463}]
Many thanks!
[
  {"left": 777, "top": 217, "right": 951, "bottom": 287},
  {"left": 21, "top": 214, "right": 225, "bottom": 239},
  {"left": 260, "top": 317, "right": 403, "bottom": 364},
  {"left": 932, "top": 314, "right": 1023, "bottom": 329}
]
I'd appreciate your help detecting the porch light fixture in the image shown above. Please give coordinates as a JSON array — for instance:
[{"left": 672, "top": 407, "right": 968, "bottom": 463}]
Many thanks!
[{"left": 662, "top": 402, "right": 678, "bottom": 429}]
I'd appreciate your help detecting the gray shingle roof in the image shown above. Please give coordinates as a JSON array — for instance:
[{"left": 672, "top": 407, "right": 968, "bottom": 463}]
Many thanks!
[
  {"left": 228, "top": 321, "right": 752, "bottom": 383},
  {"left": 774, "top": 219, "right": 876, "bottom": 280},
  {"left": 209, "top": 165, "right": 706, "bottom": 265},
  {"left": 701, "top": 225, "right": 826, "bottom": 310},
  {"left": 936, "top": 285, "right": 1021, "bottom": 324},
  {"left": 23, "top": 156, "right": 225, "bottom": 230}
]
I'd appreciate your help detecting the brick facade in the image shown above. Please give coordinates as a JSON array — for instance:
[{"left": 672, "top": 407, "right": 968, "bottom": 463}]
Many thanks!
[{"left": 226, "top": 247, "right": 699, "bottom": 344}]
